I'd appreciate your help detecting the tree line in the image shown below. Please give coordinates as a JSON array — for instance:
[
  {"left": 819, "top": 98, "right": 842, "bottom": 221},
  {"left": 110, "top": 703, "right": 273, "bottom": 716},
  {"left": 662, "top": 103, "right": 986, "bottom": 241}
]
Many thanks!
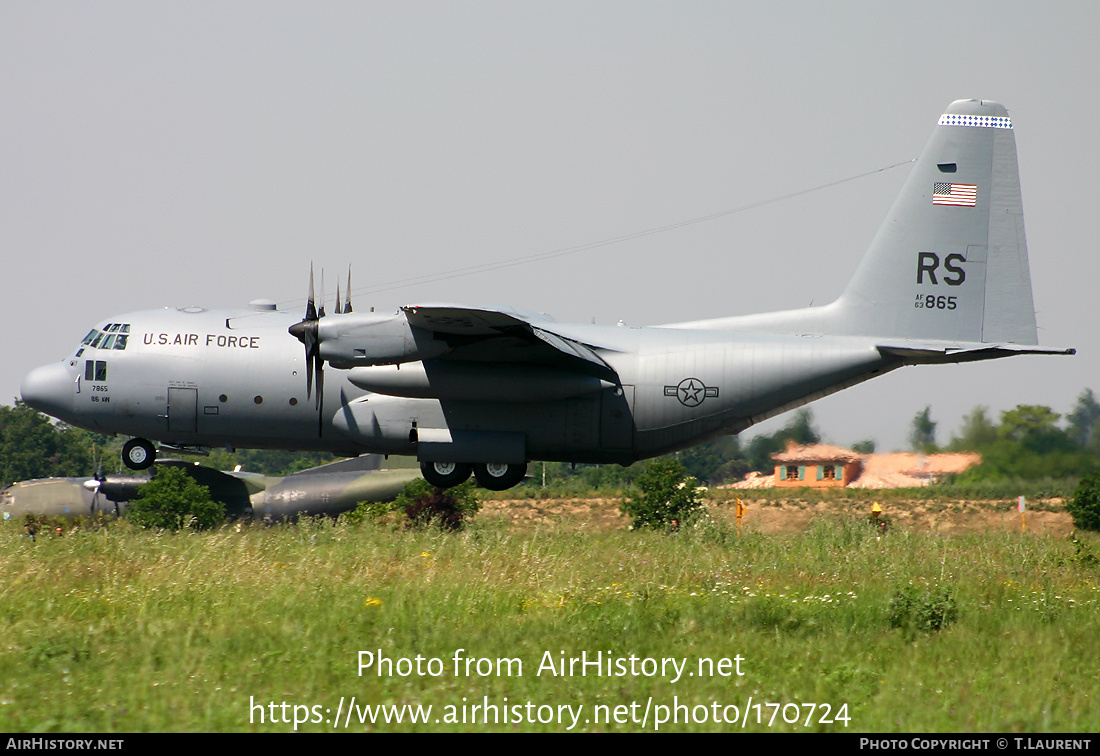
[{"left": 905, "top": 389, "right": 1100, "bottom": 484}]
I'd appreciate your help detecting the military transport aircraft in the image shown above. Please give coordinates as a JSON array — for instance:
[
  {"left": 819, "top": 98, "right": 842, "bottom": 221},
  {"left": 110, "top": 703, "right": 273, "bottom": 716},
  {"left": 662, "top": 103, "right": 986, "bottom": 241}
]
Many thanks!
[{"left": 20, "top": 100, "right": 1073, "bottom": 491}]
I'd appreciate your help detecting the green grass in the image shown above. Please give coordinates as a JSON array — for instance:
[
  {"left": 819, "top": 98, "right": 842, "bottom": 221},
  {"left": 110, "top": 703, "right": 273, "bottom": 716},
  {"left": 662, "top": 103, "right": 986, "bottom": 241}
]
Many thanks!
[{"left": 2, "top": 514, "right": 1099, "bottom": 732}]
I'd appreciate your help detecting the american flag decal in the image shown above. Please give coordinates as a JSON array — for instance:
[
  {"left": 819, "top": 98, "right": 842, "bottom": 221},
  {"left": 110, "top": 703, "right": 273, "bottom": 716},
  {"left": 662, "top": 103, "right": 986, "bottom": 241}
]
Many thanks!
[{"left": 932, "top": 182, "right": 977, "bottom": 207}]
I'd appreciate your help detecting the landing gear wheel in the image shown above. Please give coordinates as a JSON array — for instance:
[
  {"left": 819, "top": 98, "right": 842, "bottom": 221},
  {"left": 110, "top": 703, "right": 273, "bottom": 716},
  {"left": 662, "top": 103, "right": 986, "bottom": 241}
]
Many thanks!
[
  {"left": 122, "top": 438, "right": 156, "bottom": 470},
  {"left": 473, "top": 462, "right": 528, "bottom": 491},
  {"left": 420, "top": 461, "right": 472, "bottom": 488}
]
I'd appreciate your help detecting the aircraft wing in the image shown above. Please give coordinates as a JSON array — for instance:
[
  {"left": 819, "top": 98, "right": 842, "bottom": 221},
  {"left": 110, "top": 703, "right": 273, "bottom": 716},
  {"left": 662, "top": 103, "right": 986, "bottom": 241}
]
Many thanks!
[
  {"left": 402, "top": 305, "right": 619, "bottom": 380},
  {"left": 877, "top": 341, "right": 1076, "bottom": 365}
]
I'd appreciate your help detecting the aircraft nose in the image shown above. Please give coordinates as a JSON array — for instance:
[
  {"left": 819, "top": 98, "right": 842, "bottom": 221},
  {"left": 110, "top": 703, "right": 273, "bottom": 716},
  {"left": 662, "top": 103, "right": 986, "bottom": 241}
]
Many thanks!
[{"left": 20, "top": 362, "right": 75, "bottom": 420}]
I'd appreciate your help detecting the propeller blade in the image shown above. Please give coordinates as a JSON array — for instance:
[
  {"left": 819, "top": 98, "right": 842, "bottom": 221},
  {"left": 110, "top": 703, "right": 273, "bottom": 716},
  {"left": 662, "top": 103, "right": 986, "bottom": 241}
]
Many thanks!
[
  {"left": 305, "top": 344, "right": 314, "bottom": 399},
  {"left": 315, "top": 354, "right": 325, "bottom": 436},
  {"left": 344, "top": 266, "right": 353, "bottom": 314},
  {"left": 318, "top": 269, "right": 326, "bottom": 319},
  {"left": 305, "top": 264, "right": 317, "bottom": 322},
  {"left": 335, "top": 279, "right": 343, "bottom": 315}
]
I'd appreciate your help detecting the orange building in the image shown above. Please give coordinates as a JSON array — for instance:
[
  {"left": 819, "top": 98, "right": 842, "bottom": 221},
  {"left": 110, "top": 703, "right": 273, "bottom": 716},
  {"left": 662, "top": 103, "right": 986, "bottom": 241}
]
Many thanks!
[
  {"left": 772, "top": 443, "right": 863, "bottom": 488},
  {"left": 758, "top": 442, "right": 981, "bottom": 489}
]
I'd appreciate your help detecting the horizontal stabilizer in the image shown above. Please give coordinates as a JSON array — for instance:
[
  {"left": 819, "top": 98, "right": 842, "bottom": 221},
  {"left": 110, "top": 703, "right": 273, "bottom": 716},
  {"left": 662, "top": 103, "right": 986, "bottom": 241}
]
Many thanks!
[{"left": 877, "top": 341, "right": 1075, "bottom": 365}]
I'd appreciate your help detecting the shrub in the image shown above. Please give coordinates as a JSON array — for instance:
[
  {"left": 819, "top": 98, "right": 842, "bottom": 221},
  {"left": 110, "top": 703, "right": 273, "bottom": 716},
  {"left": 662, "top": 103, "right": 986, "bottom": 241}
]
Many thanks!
[
  {"left": 342, "top": 499, "right": 394, "bottom": 526},
  {"left": 888, "top": 585, "right": 958, "bottom": 635},
  {"left": 1069, "top": 534, "right": 1100, "bottom": 568},
  {"left": 382, "top": 479, "right": 481, "bottom": 531},
  {"left": 21, "top": 514, "right": 68, "bottom": 538},
  {"left": 127, "top": 466, "right": 225, "bottom": 530},
  {"left": 620, "top": 458, "right": 705, "bottom": 530},
  {"left": 1068, "top": 474, "right": 1100, "bottom": 531}
]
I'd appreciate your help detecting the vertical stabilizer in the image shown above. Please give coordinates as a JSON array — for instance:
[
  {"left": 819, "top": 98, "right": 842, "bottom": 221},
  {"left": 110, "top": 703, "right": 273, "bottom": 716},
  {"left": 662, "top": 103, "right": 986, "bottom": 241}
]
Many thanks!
[{"left": 835, "top": 99, "right": 1038, "bottom": 344}]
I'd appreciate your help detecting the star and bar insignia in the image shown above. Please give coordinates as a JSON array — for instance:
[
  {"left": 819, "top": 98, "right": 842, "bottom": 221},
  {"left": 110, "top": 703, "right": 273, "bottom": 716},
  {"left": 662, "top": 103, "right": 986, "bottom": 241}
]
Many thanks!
[{"left": 664, "top": 378, "right": 719, "bottom": 407}]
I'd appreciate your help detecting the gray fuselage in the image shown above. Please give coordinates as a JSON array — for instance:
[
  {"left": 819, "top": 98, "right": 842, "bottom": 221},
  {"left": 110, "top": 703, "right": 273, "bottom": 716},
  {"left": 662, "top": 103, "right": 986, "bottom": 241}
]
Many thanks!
[{"left": 23, "top": 303, "right": 901, "bottom": 465}]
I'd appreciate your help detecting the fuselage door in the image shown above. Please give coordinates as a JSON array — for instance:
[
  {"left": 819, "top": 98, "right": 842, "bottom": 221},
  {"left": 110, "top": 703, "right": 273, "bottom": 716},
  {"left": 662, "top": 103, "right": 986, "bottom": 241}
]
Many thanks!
[
  {"left": 167, "top": 387, "right": 198, "bottom": 434},
  {"left": 600, "top": 384, "right": 635, "bottom": 452}
]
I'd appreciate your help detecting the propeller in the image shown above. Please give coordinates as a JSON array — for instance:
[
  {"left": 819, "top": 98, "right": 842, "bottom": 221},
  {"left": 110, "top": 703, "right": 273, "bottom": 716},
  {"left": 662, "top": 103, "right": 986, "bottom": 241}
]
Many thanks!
[
  {"left": 288, "top": 265, "right": 355, "bottom": 437},
  {"left": 82, "top": 476, "right": 102, "bottom": 514},
  {"left": 288, "top": 265, "right": 325, "bottom": 436},
  {"left": 83, "top": 451, "right": 105, "bottom": 514}
]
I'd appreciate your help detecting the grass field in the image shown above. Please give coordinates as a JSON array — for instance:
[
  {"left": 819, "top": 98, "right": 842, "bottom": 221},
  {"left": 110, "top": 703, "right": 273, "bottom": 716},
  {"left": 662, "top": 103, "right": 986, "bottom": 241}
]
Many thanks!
[{"left": 3, "top": 502, "right": 1099, "bottom": 732}]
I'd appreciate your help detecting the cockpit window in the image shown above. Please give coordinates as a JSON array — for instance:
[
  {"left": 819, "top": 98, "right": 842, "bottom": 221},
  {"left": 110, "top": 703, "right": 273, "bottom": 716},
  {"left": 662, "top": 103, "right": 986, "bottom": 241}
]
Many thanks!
[
  {"left": 81, "top": 324, "right": 130, "bottom": 350},
  {"left": 84, "top": 360, "right": 107, "bottom": 382}
]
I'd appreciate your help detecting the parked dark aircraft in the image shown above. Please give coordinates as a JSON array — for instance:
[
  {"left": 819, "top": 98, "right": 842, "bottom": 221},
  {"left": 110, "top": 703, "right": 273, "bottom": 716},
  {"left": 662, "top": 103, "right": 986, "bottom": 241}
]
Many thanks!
[{"left": 1, "top": 455, "right": 418, "bottom": 522}]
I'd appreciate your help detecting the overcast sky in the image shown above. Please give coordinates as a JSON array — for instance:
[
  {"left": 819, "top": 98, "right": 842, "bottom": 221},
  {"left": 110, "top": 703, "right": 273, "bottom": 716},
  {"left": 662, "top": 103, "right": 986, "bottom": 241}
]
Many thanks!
[{"left": 3, "top": 1, "right": 1098, "bottom": 452}]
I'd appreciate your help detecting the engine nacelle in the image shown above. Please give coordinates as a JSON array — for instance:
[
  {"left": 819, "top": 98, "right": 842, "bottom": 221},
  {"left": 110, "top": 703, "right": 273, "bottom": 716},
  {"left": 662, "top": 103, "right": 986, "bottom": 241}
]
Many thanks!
[{"left": 317, "top": 313, "right": 447, "bottom": 368}]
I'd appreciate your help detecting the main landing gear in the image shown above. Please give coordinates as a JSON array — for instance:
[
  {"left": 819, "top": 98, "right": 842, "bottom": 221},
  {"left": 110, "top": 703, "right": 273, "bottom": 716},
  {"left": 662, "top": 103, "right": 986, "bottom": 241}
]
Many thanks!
[
  {"left": 473, "top": 462, "right": 528, "bottom": 491},
  {"left": 419, "top": 461, "right": 528, "bottom": 491},
  {"left": 122, "top": 438, "right": 157, "bottom": 470},
  {"left": 420, "top": 461, "right": 471, "bottom": 488}
]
